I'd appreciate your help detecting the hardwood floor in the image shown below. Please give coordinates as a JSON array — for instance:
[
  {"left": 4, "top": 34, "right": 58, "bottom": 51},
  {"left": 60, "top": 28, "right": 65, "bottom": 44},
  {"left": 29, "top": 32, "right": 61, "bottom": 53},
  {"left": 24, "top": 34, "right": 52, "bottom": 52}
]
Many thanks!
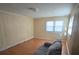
[
  {"left": 0, "top": 38, "right": 52, "bottom": 55},
  {"left": 0, "top": 38, "right": 68, "bottom": 55},
  {"left": 62, "top": 40, "right": 68, "bottom": 55}
]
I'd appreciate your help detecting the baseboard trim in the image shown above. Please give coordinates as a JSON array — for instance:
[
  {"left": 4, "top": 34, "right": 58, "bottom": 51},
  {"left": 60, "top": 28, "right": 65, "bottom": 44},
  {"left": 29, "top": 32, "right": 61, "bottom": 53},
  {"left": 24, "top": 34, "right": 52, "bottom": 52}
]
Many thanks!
[
  {"left": 0, "top": 37, "right": 33, "bottom": 51},
  {"left": 34, "top": 37, "right": 49, "bottom": 40}
]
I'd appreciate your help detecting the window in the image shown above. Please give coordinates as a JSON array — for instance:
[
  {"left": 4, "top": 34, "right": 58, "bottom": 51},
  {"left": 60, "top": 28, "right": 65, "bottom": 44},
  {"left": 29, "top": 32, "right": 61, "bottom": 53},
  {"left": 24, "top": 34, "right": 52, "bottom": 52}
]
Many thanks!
[
  {"left": 46, "top": 20, "right": 64, "bottom": 32},
  {"left": 55, "top": 21, "right": 64, "bottom": 32},
  {"left": 46, "top": 21, "right": 54, "bottom": 31},
  {"left": 68, "top": 16, "right": 74, "bottom": 35}
]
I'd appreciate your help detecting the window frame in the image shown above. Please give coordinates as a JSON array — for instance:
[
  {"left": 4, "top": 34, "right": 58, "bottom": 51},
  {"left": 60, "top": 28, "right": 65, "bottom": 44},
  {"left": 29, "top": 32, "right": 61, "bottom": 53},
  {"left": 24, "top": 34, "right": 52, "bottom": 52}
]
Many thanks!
[
  {"left": 54, "top": 20, "right": 64, "bottom": 32},
  {"left": 46, "top": 20, "right": 64, "bottom": 33},
  {"left": 46, "top": 21, "right": 54, "bottom": 32}
]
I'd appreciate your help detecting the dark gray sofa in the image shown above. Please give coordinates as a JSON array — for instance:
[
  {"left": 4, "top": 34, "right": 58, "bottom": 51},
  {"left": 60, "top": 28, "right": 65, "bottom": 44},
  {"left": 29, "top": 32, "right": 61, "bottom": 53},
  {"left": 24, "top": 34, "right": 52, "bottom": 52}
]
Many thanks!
[{"left": 34, "top": 40, "right": 62, "bottom": 55}]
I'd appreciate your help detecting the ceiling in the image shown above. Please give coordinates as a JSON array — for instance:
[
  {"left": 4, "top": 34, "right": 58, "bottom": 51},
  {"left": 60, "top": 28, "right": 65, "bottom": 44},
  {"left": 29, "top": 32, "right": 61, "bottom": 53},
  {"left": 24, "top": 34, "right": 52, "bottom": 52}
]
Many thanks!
[{"left": 0, "top": 3, "right": 74, "bottom": 18}]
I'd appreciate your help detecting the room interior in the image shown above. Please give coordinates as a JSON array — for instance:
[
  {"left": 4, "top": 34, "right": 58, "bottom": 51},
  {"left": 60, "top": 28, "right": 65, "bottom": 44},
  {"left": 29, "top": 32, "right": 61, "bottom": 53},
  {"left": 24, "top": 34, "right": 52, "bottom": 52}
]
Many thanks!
[{"left": 0, "top": 3, "right": 79, "bottom": 55}]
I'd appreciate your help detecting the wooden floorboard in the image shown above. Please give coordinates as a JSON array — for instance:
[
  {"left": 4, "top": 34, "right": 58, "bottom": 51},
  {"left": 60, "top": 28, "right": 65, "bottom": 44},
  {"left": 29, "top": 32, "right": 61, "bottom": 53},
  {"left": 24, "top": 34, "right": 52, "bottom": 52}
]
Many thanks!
[
  {"left": 0, "top": 38, "right": 52, "bottom": 55},
  {"left": 62, "top": 39, "right": 68, "bottom": 55},
  {"left": 0, "top": 38, "right": 67, "bottom": 55}
]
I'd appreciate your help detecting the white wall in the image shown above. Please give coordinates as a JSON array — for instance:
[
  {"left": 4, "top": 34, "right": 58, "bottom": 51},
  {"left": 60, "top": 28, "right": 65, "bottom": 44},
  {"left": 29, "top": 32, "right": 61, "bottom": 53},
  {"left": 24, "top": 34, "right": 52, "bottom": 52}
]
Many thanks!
[
  {"left": 34, "top": 16, "right": 68, "bottom": 41},
  {"left": 0, "top": 11, "right": 34, "bottom": 51}
]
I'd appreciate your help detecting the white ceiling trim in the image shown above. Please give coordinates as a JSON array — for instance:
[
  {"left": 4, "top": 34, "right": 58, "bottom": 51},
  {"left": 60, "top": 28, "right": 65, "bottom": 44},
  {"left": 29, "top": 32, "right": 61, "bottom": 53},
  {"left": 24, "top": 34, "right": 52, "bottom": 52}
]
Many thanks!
[{"left": 0, "top": 10, "right": 32, "bottom": 17}]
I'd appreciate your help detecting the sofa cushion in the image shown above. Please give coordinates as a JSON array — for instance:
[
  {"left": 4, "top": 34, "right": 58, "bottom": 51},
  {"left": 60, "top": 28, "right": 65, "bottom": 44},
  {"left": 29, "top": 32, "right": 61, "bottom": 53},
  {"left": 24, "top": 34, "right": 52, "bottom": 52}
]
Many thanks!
[
  {"left": 34, "top": 45, "right": 49, "bottom": 55},
  {"left": 47, "top": 41, "right": 62, "bottom": 55},
  {"left": 44, "top": 42, "right": 52, "bottom": 47},
  {"left": 34, "top": 40, "right": 62, "bottom": 55}
]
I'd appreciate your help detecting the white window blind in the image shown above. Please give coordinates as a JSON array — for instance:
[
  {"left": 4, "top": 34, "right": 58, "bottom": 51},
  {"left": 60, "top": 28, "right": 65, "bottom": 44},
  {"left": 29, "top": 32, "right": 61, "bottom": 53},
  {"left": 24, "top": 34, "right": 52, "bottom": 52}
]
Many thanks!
[
  {"left": 46, "top": 20, "right": 64, "bottom": 32},
  {"left": 46, "top": 21, "right": 54, "bottom": 31}
]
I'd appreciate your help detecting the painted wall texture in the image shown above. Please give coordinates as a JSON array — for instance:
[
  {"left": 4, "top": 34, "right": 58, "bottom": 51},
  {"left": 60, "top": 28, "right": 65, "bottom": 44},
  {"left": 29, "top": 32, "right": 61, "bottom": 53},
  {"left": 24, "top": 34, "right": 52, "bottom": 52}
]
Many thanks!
[
  {"left": 0, "top": 11, "right": 34, "bottom": 51},
  {"left": 34, "top": 16, "right": 68, "bottom": 41}
]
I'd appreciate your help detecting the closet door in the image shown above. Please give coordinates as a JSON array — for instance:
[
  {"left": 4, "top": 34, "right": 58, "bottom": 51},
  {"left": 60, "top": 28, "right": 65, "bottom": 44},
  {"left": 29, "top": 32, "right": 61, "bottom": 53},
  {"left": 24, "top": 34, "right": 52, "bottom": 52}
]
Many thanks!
[{"left": 0, "top": 13, "right": 6, "bottom": 51}]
